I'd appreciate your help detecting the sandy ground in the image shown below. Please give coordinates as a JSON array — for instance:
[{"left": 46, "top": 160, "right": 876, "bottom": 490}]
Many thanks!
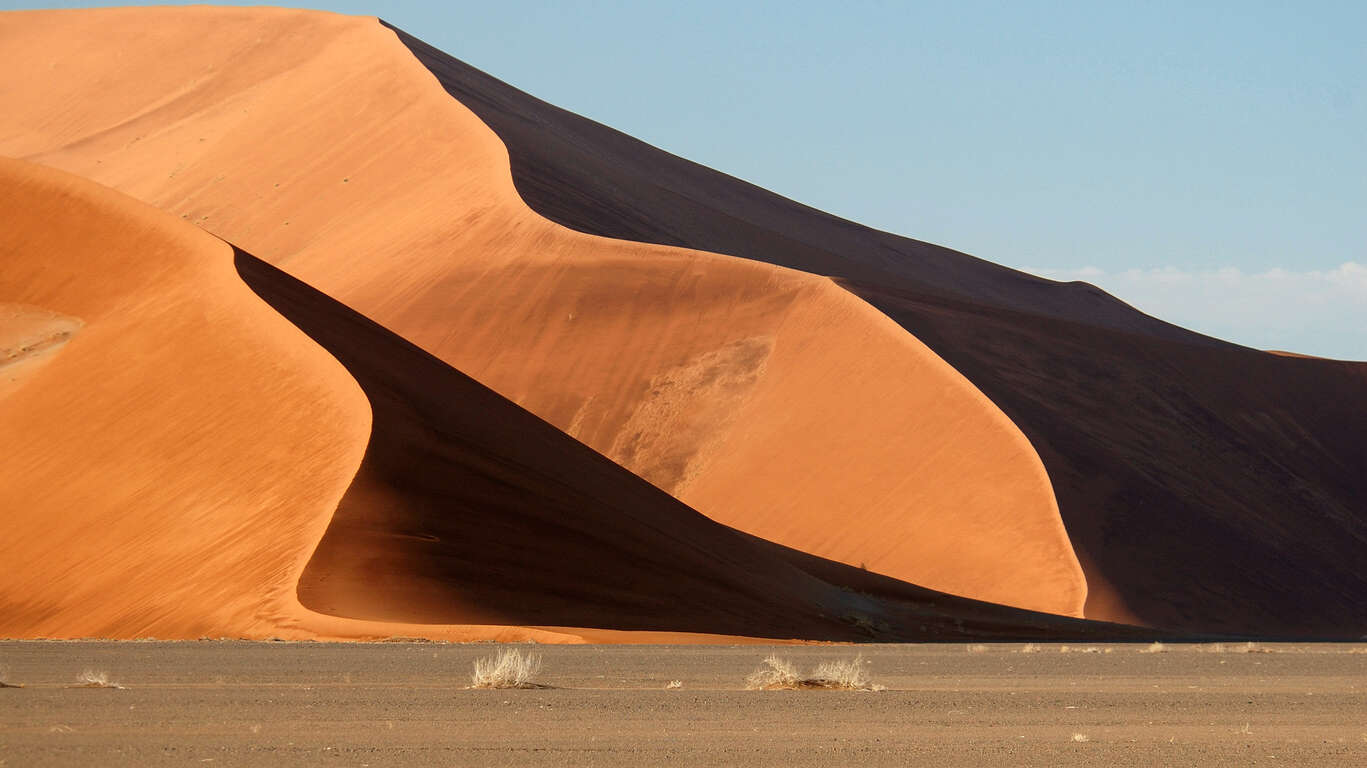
[{"left": 2, "top": 642, "right": 1363, "bottom": 767}]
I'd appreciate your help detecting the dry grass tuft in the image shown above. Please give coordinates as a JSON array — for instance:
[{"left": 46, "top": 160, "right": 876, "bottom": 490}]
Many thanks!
[
  {"left": 1140, "top": 641, "right": 1167, "bottom": 654},
  {"left": 745, "top": 655, "right": 801, "bottom": 689},
  {"left": 1060, "top": 645, "right": 1107, "bottom": 654},
  {"left": 1072, "top": 732, "right": 1091, "bottom": 742},
  {"left": 965, "top": 644, "right": 988, "bottom": 653},
  {"left": 470, "top": 648, "right": 544, "bottom": 689},
  {"left": 746, "top": 655, "right": 882, "bottom": 691},
  {"left": 72, "top": 669, "right": 123, "bottom": 689},
  {"left": 1233, "top": 642, "right": 1271, "bottom": 654},
  {"left": 665, "top": 680, "right": 683, "bottom": 690},
  {"left": 1019, "top": 643, "right": 1041, "bottom": 654}
]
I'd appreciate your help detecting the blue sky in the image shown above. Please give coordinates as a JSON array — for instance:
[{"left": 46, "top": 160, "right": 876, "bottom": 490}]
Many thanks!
[{"left": 7, "top": 1, "right": 1364, "bottom": 358}]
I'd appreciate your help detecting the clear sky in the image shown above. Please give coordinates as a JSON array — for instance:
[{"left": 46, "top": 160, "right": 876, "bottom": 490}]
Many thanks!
[{"left": 8, "top": 1, "right": 1365, "bottom": 358}]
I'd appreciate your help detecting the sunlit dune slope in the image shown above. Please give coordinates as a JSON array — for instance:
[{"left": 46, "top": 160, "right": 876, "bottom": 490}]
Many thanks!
[
  {"left": 384, "top": 26, "right": 1367, "bottom": 637},
  {"left": 0, "top": 7, "right": 1086, "bottom": 617},
  {"left": 236, "top": 251, "right": 1152, "bottom": 642},
  {"left": 0, "top": 157, "right": 1111, "bottom": 644},
  {"left": 0, "top": 156, "right": 371, "bottom": 639}
]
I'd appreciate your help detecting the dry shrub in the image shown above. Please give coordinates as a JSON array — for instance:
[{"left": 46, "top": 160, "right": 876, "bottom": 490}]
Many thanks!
[
  {"left": 965, "top": 644, "right": 988, "bottom": 653},
  {"left": 746, "top": 655, "right": 882, "bottom": 691},
  {"left": 470, "top": 648, "right": 544, "bottom": 689},
  {"left": 665, "top": 680, "right": 683, "bottom": 690},
  {"left": 1140, "top": 641, "right": 1167, "bottom": 654},
  {"left": 1019, "top": 643, "right": 1041, "bottom": 654},
  {"left": 72, "top": 669, "right": 123, "bottom": 689},
  {"left": 745, "top": 655, "right": 800, "bottom": 689},
  {"left": 0, "top": 664, "right": 21, "bottom": 689},
  {"left": 1072, "top": 733, "right": 1091, "bottom": 742}
]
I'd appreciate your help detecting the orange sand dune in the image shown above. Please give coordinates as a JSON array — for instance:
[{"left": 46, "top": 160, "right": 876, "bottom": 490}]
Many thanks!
[
  {"left": 0, "top": 7, "right": 1086, "bottom": 618},
  {"left": 0, "top": 156, "right": 369, "bottom": 639},
  {"left": 235, "top": 250, "right": 1151, "bottom": 642},
  {"left": 0, "top": 157, "right": 1143, "bottom": 643},
  {"left": 386, "top": 27, "right": 1367, "bottom": 636}
]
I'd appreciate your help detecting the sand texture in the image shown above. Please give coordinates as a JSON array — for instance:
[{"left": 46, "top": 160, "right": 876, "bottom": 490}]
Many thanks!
[
  {"left": 0, "top": 156, "right": 369, "bottom": 638},
  {"left": 0, "top": 6, "right": 1084, "bottom": 619}
]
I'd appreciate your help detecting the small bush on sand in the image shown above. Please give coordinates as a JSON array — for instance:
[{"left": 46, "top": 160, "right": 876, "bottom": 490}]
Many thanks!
[
  {"left": 1072, "top": 733, "right": 1090, "bottom": 742},
  {"left": 1019, "top": 643, "right": 1041, "bottom": 653},
  {"left": 471, "top": 648, "right": 543, "bottom": 689},
  {"left": 746, "top": 655, "right": 800, "bottom": 689},
  {"left": 665, "top": 680, "right": 683, "bottom": 690},
  {"left": 1140, "top": 641, "right": 1167, "bottom": 654},
  {"left": 72, "top": 670, "right": 123, "bottom": 689},
  {"left": 746, "top": 655, "right": 882, "bottom": 691}
]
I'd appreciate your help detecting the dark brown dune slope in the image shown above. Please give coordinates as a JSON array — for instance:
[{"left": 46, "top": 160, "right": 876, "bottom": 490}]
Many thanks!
[
  {"left": 234, "top": 250, "right": 1153, "bottom": 643},
  {"left": 383, "top": 23, "right": 1201, "bottom": 344},
  {"left": 388, "top": 25, "right": 1367, "bottom": 637}
]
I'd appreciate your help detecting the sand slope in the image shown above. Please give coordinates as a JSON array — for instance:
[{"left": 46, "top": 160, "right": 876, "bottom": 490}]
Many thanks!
[
  {"left": 0, "top": 156, "right": 1139, "bottom": 643},
  {"left": 0, "top": 156, "right": 371, "bottom": 639},
  {"left": 381, "top": 27, "right": 1367, "bottom": 637},
  {"left": 236, "top": 251, "right": 1151, "bottom": 642},
  {"left": 0, "top": 7, "right": 1086, "bottom": 618}
]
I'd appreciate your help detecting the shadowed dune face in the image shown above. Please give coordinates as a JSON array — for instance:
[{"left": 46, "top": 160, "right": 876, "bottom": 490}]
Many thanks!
[
  {"left": 858, "top": 285, "right": 1367, "bottom": 634},
  {"left": 376, "top": 26, "right": 1367, "bottom": 637},
  {"left": 239, "top": 250, "right": 1123, "bottom": 641},
  {"left": 233, "top": 251, "right": 863, "bottom": 639},
  {"left": 0, "top": 157, "right": 371, "bottom": 639},
  {"left": 0, "top": 7, "right": 1087, "bottom": 618}
]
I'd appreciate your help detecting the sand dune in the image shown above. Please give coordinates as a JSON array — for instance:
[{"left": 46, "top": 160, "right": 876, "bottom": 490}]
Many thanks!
[
  {"left": 0, "top": 156, "right": 1139, "bottom": 643},
  {"left": 7, "top": 6, "right": 1359, "bottom": 639},
  {"left": 236, "top": 251, "right": 1150, "bottom": 642},
  {"left": 0, "top": 7, "right": 1086, "bottom": 618},
  {"left": 382, "top": 26, "right": 1367, "bottom": 637},
  {"left": 0, "top": 156, "right": 370, "bottom": 639}
]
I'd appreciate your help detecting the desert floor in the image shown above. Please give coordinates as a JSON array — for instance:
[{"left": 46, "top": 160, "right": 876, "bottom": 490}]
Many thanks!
[{"left": 1, "top": 641, "right": 1364, "bottom": 766}]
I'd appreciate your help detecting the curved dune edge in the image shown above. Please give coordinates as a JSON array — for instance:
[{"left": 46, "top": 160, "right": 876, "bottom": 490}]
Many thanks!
[
  {"left": 237, "top": 237, "right": 1146, "bottom": 643},
  {"left": 0, "top": 155, "right": 367, "bottom": 639},
  {"left": 381, "top": 24, "right": 1367, "bottom": 636},
  {"left": 0, "top": 156, "right": 826, "bottom": 645},
  {"left": 0, "top": 7, "right": 1086, "bottom": 618}
]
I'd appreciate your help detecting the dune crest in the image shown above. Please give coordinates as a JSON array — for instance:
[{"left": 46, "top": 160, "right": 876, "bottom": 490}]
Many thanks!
[
  {"left": 0, "top": 7, "right": 1086, "bottom": 618},
  {"left": 384, "top": 21, "right": 1367, "bottom": 636},
  {"left": 0, "top": 156, "right": 374, "bottom": 638}
]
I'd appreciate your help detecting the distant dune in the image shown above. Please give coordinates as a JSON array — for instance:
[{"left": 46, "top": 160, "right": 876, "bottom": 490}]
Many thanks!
[{"left": 1, "top": 6, "right": 1363, "bottom": 640}]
